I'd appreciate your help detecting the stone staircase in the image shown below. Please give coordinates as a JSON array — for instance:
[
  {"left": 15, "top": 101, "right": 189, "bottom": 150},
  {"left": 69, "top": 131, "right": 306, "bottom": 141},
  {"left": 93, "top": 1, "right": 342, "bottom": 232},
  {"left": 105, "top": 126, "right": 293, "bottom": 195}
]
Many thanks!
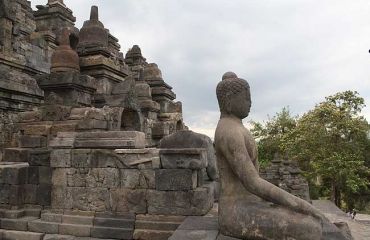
[
  {"left": 133, "top": 214, "right": 186, "bottom": 240},
  {"left": 0, "top": 210, "right": 136, "bottom": 240}
]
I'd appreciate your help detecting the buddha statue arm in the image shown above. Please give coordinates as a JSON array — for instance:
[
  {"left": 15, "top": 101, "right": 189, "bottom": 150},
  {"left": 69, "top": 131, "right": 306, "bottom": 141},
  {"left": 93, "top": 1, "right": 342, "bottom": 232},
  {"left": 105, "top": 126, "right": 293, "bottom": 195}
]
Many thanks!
[{"left": 222, "top": 130, "right": 325, "bottom": 220}]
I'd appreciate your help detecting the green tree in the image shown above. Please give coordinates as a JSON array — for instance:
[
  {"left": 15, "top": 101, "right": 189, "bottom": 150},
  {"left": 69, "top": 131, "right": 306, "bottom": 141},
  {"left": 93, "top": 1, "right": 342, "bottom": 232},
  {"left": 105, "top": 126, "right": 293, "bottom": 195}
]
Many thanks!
[
  {"left": 250, "top": 107, "right": 297, "bottom": 167},
  {"left": 282, "top": 91, "right": 369, "bottom": 208}
]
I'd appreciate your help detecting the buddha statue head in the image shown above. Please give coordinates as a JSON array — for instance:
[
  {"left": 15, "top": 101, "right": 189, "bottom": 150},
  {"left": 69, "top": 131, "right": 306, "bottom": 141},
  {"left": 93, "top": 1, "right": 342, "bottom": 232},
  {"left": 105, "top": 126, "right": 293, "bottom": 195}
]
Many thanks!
[{"left": 216, "top": 71, "right": 251, "bottom": 119}]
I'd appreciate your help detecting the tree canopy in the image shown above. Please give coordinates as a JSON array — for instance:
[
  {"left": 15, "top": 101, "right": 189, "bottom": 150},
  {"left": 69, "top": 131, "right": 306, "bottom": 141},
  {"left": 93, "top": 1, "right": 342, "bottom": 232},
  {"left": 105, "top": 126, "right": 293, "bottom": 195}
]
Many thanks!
[{"left": 251, "top": 91, "right": 370, "bottom": 210}]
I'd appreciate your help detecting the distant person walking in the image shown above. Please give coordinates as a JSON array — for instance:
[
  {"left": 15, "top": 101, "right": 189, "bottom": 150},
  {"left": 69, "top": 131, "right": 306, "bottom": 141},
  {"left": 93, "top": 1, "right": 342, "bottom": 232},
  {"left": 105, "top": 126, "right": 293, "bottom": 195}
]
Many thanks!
[{"left": 351, "top": 209, "right": 357, "bottom": 220}]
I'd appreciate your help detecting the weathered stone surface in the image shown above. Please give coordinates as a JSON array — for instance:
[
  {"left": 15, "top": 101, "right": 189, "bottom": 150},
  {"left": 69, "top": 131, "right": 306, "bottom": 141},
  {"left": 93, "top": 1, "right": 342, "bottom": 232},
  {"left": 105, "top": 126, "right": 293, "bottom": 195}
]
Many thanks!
[
  {"left": 159, "top": 148, "right": 207, "bottom": 170},
  {"left": 216, "top": 234, "right": 241, "bottom": 240},
  {"left": 28, "top": 149, "right": 51, "bottom": 166},
  {"left": 51, "top": 186, "right": 73, "bottom": 209},
  {"left": 85, "top": 168, "right": 119, "bottom": 188},
  {"left": 3, "top": 148, "right": 29, "bottom": 162},
  {"left": 18, "top": 135, "right": 47, "bottom": 148},
  {"left": 147, "top": 187, "right": 213, "bottom": 216},
  {"left": 28, "top": 220, "right": 60, "bottom": 234},
  {"left": 59, "top": 223, "right": 91, "bottom": 237},
  {"left": 37, "top": 184, "right": 52, "bottom": 206},
  {"left": 50, "top": 149, "right": 72, "bottom": 168},
  {"left": 90, "top": 226, "right": 133, "bottom": 239},
  {"left": 23, "top": 184, "right": 38, "bottom": 204},
  {"left": 155, "top": 169, "right": 197, "bottom": 191},
  {"left": 1, "top": 163, "right": 28, "bottom": 184},
  {"left": 39, "top": 166, "right": 52, "bottom": 184},
  {"left": 50, "top": 131, "right": 146, "bottom": 149},
  {"left": 159, "top": 130, "right": 219, "bottom": 180},
  {"left": 170, "top": 230, "right": 219, "bottom": 240},
  {"left": 0, "top": 217, "right": 29, "bottom": 231},
  {"left": 110, "top": 189, "right": 147, "bottom": 213},
  {"left": 70, "top": 187, "right": 110, "bottom": 212},
  {"left": 260, "top": 155, "right": 310, "bottom": 201},
  {"left": 2, "top": 229, "right": 45, "bottom": 240}
]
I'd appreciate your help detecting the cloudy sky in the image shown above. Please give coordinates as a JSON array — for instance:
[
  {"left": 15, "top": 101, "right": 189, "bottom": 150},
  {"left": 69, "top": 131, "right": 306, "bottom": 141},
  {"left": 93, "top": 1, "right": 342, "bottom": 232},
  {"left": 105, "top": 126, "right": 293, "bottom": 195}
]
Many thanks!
[{"left": 32, "top": 0, "right": 370, "bottom": 137}]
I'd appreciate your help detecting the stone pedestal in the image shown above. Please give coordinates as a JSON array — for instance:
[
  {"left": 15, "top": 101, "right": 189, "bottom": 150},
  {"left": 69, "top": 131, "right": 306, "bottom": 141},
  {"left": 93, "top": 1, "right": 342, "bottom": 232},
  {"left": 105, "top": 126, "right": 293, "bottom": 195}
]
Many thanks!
[{"left": 37, "top": 72, "right": 96, "bottom": 107}]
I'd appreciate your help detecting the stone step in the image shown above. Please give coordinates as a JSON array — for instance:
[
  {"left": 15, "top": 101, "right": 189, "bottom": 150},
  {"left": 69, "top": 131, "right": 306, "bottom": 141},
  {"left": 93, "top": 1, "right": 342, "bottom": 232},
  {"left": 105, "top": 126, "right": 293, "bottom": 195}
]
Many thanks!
[
  {"left": 0, "top": 229, "right": 45, "bottom": 240},
  {"left": 135, "top": 220, "right": 180, "bottom": 231},
  {"left": 27, "top": 219, "right": 134, "bottom": 239},
  {"left": 28, "top": 220, "right": 59, "bottom": 234},
  {"left": 0, "top": 216, "right": 39, "bottom": 231},
  {"left": 62, "top": 215, "right": 94, "bottom": 225},
  {"left": 135, "top": 214, "right": 185, "bottom": 223},
  {"left": 41, "top": 212, "right": 62, "bottom": 223},
  {"left": 91, "top": 226, "right": 133, "bottom": 239},
  {"left": 133, "top": 229, "right": 174, "bottom": 240},
  {"left": 0, "top": 209, "right": 26, "bottom": 219},
  {"left": 93, "top": 217, "right": 135, "bottom": 229}
]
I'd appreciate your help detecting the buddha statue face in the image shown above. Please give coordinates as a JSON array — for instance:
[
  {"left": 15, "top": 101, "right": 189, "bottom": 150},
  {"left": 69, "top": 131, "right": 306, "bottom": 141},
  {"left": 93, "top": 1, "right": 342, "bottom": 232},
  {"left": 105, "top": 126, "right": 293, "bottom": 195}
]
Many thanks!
[{"left": 216, "top": 72, "right": 251, "bottom": 119}]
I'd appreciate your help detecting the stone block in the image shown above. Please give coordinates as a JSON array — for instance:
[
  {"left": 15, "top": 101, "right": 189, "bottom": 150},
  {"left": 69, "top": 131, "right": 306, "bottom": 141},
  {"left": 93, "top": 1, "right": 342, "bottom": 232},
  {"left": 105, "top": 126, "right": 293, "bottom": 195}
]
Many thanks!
[
  {"left": 41, "top": 213, "right": 62, "bottom": 223},
  {"left": 39, "top": 166, "right": 52, "bottom": 184},
  {"left": 36, "top": 184, "right": 51, "bottom": 206},
  {"left": 23, "top": 184, "right": 37, "bottom": 204},
  {"left": 43, "top": 234, "right": 75, "bottom": 240},
  {"left": 3, "top": 148, "right": 29, "bottom": 162},
  {"left": 140, "top": 169, "right": 156, "bottom": 189},
  {"left": 71, "top": 149, "right": 91, "bottom": 168},
  {"left": 73, "top": 131, "right": 146, "bottom": 149},
  {"left": 0, "top": 184, "right": 10, "bottom": 204},
  {"left": 9, "top": 185, "right": 24, "bottom": 206},
  {"left": 70, "top": 187, "right": 110, "bottom": 212},
  {"left": 52, "top": 169, "right": 68, "bottom": 186},
  {"left": 28, "top": 166, "right": 39, "bottom": 184},
  {"left": 3, "top": 165, "right": 28, "bottom": 184},
  {"left": 2, "top": 229, "right": 45, "bottom": 240},
  {"left": 178, "top": 216, "right": 219, "bottom": 231},
  {"left": 90, "top": 149, "right": 126, "bottom": 168},
  {"left": 24, "top": 209, "right": 41, "bottom": 218},
  {"left": 18, "top": 135, "right": 47, "bottom": 148},
  {"left": 1, "top": 209, "right": 25, "bottom": 219},
  {"left": 110, "top": 189, "right": 147, "bottom": 214},
  {"left": 160, "top": 148, "right": 207, "bottom": 169},
  {"left": 147, "top": 187, "right": 213, "bottom": 216},
  {"left": 0, "top": 218, "right": 28, "bottom": 231},
  {"left": 28, "top": 149, "right": 51, "bottom": 166},
  {"left": 66, "top": 169, "right": 86, "bottom": 187},
  {"left": 50, "top": 123, "right": 77, "bottom": 136},
  {"left": 119, "top": 169, "right": 141, "bottom": 189},
  {"left": 62, "top": 215, "right": 93, "bottom": 225},
  {"left": 22, "top": 124, "right": 51, "bottom": 136},
  {"left": 86, "top": 168, "right": 119, "bottom": 188},
  {"left": 134, "top": 229, "right": 174, "bottom": 240},
  {"left": 114, "top": 148, "right": 160, "bottom": 168},
  {"left": 169, "top": 230, "right": 219, "bottom": 240},
  {"left": 59, "top": 223, "right": 91, "bottom": 237},
  {"left": 93, "top": 217, "right": 135, "bottom": 229},
  {"left": 50, "top": 149, "right": 71, "bottom": 168},
  {"left": 155, "top": 169, "right": 197, "bottom": 191},
  {"left": 28, "top": 220, "right": 59, "bottom": 234},
  {"left": 91, "top": 226, "right": 133, "bottom": 239}
]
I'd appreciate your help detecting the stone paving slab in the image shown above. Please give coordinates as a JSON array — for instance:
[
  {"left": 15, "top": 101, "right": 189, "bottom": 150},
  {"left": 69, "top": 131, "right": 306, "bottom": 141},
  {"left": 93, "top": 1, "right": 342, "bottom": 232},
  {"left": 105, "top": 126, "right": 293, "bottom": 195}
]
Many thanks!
[{"left": 313, "top": 200, "right": 370, "bottom": 240}]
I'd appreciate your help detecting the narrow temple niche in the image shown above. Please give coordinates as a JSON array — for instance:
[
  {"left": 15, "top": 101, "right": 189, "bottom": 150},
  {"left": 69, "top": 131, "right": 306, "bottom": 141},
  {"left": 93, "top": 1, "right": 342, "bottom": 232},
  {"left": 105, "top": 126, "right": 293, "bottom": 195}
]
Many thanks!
[{"left": 121, "top": 108, "right": 141, "bottom": 131}]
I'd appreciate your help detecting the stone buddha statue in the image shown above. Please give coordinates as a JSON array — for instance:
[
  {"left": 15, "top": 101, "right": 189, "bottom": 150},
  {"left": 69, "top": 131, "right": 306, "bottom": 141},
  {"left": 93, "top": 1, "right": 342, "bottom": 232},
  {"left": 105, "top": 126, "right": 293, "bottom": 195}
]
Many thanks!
[{"left": 214, "top": 72, "right": 347, "bottom": 240}]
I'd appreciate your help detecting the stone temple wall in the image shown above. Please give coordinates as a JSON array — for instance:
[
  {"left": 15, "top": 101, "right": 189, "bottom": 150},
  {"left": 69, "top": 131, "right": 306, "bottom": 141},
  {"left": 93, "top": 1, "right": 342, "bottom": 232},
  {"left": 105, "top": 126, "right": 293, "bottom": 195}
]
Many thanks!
[{"left": 260, "top": 155, "right": 311, "bottom": 201}]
